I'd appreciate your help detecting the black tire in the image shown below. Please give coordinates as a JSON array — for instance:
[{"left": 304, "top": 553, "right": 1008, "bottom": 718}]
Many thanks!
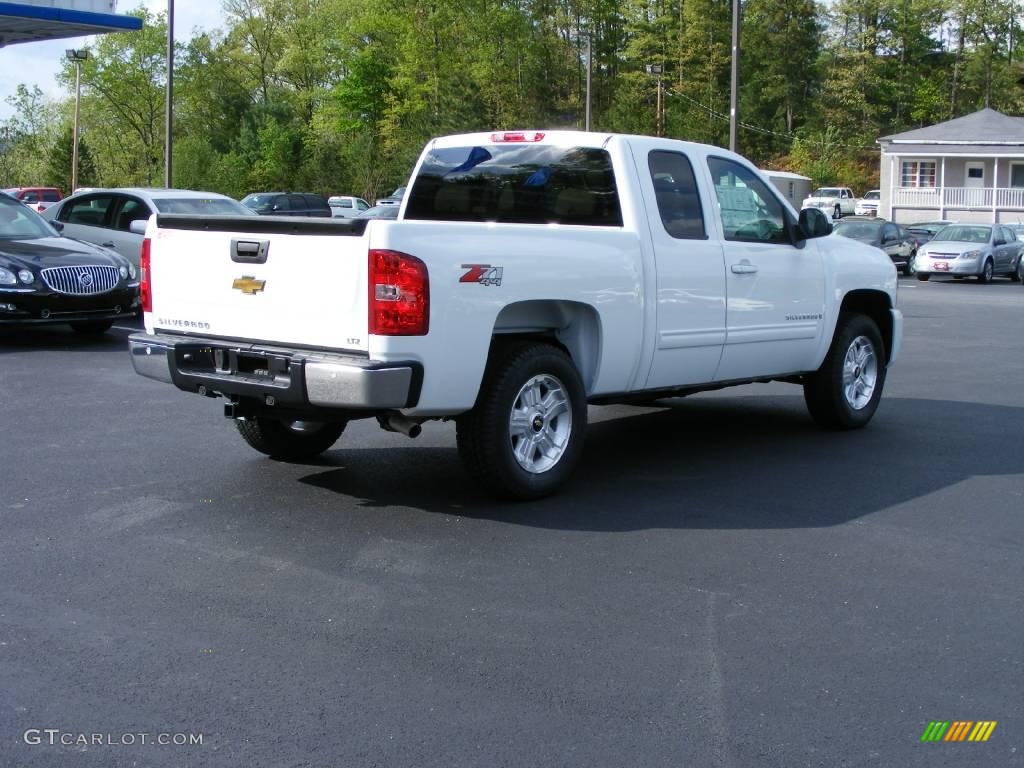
[
  {"left": 833, "top": 204, "right": 841, "bottom": 220},
  {"left": 235, "top": 417, "right": 345, "bottom": 461},
  {"left": 916, "top": 272, "right": 930, "bottom": 281},
  {"left": 803, "top": 313, "right": 887, "bottom": 430},
  {"left": 1018, "top": 259, "right": 1024, "bottom": 284},
  {"left": 456, "top": 341, "right": 586, "bottom": 501},
  {"left": 70, "top": 320, "right": 114, "bottom": 335},
  {"left": 978, "top": 259, "right": 993, "bottom": 283},
  {"left": 903, "top": 251, "right": 917, "bottom": 276}
]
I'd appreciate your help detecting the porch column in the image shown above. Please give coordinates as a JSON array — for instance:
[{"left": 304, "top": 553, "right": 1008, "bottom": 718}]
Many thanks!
[
  {"left": 939, "top": 157, "right": 946, "bottom": 219},
  {"left": 993, "top": 158, "right": 999, "bottom": 222},
  {"left": 889, "top": 154, "right": 897, "bottom": 220}
]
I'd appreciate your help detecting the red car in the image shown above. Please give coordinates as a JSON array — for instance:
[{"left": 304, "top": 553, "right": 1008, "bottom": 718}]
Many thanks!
[{"left": 3, "top": 187, "right": 63, "bottom": 213}]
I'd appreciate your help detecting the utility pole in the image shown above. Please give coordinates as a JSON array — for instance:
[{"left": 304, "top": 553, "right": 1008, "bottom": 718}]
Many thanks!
[
  {"left": 646, "top": 64, "right": 663, "bottom": 137},
  {"left": 729, "top": 0, "right": 740, "bottom": 152},
  {"left": 65, "top": 49, "right": 89, "bottom": 193},
  {"left": 165, "top": 0, "right": 174, "bottom": 188},
  {"left": 585, "top": 33, "right": 592, "bottom": 131}
]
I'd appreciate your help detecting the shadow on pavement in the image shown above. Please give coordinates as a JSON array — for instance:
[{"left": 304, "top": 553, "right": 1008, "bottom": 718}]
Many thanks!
[
  {"left": 0, "top": 323, "right": 136, "bottom": 354},
  {"left": 298, "top": 395, "right": 1024, "bottom": 531}
]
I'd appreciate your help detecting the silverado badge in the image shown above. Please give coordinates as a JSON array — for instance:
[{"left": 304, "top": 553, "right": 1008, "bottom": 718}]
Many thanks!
[{"left": 232, "top": 276, "right": 266, "bottom": 295}]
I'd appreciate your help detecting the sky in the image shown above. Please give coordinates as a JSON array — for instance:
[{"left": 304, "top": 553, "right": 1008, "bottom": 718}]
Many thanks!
[{"left": 0, "top": 0, "right": 227, "bottom": 119}]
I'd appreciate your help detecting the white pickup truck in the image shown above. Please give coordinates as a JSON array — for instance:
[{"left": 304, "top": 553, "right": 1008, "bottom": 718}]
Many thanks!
[
  {"left": 130, "top": 131, "right": 902, "bottom": 499},
  {"left": 802, "top": 187, "right": 858, "bottom": 219}
]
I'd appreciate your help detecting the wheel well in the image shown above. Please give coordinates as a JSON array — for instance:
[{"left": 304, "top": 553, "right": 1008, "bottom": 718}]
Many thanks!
[
  {"left": 839, "top": 289, "right": 894, "bottom": 362},
  {"left": 490, "top": 300, "right": 601, "bottom": 391}
]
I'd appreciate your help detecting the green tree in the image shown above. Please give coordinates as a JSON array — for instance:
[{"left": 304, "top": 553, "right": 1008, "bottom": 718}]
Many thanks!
[{"left": 45, "top": 125, "right": 98, "bottom": 192}]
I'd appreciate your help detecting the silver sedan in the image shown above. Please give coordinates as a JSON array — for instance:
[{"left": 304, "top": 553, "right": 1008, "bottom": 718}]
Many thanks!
[
  {"left": 42, "top": 188, "right": 252, "bottom": 268},
  {"left": 915, "top": 224, "right": 1022, "bottom": 283}
]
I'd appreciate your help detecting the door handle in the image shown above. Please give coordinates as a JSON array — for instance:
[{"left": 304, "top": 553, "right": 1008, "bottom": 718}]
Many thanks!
[
  {"left": 731, "top": 263, "right": 759, "bottom": 274},
  {"left": 231, "top": 239, "right": 270, "bottom": 264},
  {"left": 101, "top": 241, "right": 115, "bottom": 247}
]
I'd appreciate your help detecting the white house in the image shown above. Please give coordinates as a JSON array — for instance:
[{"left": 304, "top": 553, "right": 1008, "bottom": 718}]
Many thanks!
[{"left": 878, "top": 108, "right": 1024, "bottom": 224}]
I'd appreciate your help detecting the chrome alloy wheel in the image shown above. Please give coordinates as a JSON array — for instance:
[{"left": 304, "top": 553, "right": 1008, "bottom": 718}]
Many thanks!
[
  {"left": 842, "top": 335, "right": 878, "bottom": 411},
  {"left": 508, "top": 374, "right": 572, "bottom": 474}
]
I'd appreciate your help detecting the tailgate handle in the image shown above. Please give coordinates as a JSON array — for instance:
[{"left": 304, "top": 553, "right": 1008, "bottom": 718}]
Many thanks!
[{"left": 231, "top": 239, "right": 270, "bottom": 264}]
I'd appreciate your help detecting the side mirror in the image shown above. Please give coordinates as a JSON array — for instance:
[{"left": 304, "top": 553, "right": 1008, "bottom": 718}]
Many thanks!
[
  {"left": 798, "top": 208, "right": 832, "bottom": 240},
  {"left": 129, "top": 219, "right": 148, "bottom": 235},
  {"left": 51, "top": 221, "right": 65, "bottom": 232}
]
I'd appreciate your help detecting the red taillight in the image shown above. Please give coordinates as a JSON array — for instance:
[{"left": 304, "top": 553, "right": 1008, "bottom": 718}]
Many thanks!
[
  {"left": 36, "top": 204, "right": 45, "bottom": 212},
  {"left": 140, "top": 237, "right": 152, "bottom": 313},
  {"left": 368, "top": 249, "right": 428, "bottom": 335},
  {"left": 489, "top": 131, "right": 545, "bottom": 143}
]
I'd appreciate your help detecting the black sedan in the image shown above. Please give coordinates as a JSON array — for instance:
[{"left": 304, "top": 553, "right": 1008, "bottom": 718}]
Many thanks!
[
  {"left": 0, "top": 193, "right": 139, "bottom": 334},
  {"left": 832, "top": 217, "right": 919, "bottom": 275}
]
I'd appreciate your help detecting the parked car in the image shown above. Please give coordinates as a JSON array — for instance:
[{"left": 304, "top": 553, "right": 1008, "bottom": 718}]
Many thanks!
[
  {"left": 355, "top": 204, "right": 400, "bottom": 220},
  {"left": 4, "top": 187, "right": 63, "bottom": 213},
  {"left": 0, "top": 191, "right": 138, "bottom": 334},
  {"left": 43, "top": 188, "right": 252, "bottom": 268},
  {"left": 802, "top": 187, "right": 857, "bottom": 219},
  {"left": 833, "top": 217, "right": 918, "bottom": 275},
  {"left": 327, "top": 195, "right": 370, "bottom": 218},
  {"left": 375, "top": 186, "right": 407, "bottom": 206},
  {"left": 129, "top": 130, "right": 902, "bottom": 500},
  {"left": 240, "top": 192, "right": 332, "bottom": 217},
  {"left": 854, "top": 189, "right": 880, "bottom": 216},
  {"left": 904, "top": 220, "right": 954, "bottom": 246},
  {"left": 915, "top": 224, "right": 1021, "bottom": 282}
]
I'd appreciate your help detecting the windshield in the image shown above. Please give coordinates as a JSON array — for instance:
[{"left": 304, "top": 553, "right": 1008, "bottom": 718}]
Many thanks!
[
  {"left": 833, "top": 221, "right": 881, "bottom": 241},
  {"left": 812, "top": 188, "right": 841, "bottom": 198},
  {"left": 357, "top": 205, "right": 400, "bottom": 219},
  {"left": 154, "top": 197, "right": 252, "bottom": 215},
  {"left": 0, "top": 195, "right": 59, "bottom": 239},
  {"left": 908, "top": 222, "right": 947, "bottom": 235},
  {"left": 863, "top": 191, "right": 880, "bottom": 200},
  {"left": 933, "top": 225, "right": 991, "bottom": 244},
  {"left": 240, "top": 194, "right": 277, "bottom": 211}
]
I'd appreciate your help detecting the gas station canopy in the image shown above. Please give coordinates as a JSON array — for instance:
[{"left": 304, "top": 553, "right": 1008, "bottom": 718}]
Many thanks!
[{"left": 0, "top": 1, "right": 141, "bottom": 47}]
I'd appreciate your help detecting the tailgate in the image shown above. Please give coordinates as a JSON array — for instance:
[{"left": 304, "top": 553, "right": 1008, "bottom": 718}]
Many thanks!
[{"left": 148, "top": 215, "right": 369, "bottom": 352}]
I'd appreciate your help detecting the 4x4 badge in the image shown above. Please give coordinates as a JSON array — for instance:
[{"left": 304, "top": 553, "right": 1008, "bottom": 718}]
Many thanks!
[
  {"left": 460, "top": 264, "right": 503, "bottom": 286},
  {"left": 232, "top": 276, "right": 266, "bottom": 295}
]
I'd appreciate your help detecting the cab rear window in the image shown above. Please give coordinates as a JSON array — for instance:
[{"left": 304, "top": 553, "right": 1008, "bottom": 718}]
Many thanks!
[{"left": 405, "top": 145, "right": 622, "bottom": 226}]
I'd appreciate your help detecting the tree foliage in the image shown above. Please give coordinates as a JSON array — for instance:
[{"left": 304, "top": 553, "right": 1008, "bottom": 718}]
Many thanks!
[{"left": 4, "top": 0, "right": 1024, "bottom": 195}]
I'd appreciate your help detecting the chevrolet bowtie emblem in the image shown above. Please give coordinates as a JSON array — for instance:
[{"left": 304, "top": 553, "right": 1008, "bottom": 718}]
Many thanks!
[{"left": 232, "top": 276, "right": 266, "bottom": 295}]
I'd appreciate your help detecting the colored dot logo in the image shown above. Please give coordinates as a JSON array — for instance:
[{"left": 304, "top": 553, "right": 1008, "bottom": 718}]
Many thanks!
[{"left": 921, "top": 721, "right": 997, "bottom": 742}]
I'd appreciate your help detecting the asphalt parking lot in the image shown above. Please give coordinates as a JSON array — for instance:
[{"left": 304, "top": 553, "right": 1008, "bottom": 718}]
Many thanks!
[{"left": 2, "top": 276, "right": 1022, "bottom": 767}]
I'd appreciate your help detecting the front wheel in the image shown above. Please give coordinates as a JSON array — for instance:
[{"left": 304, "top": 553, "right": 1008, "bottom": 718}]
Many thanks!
[
  {"left": 978, "top": 259, "right": 994, "bottom": 283},
  {"left": 804, "top": 314, "right": 887, "bottom": 430},
  {"left": 916, "top": 272, "right": 930, "bottom": 281},
  {"left": 1018, "top": 258, "right": 1024, "bottom": 284},
  {"left": 235, "top": 417, "right": 346, "bottom": 461},
  {"left": 456, "top": 341, "right": 586, "bottom": 500},
  {"left": 833, "top": 204, "right": 842, "bottom": 220},
  {"left": 903, "top": 252, "right": 917, "bottom": 276}
]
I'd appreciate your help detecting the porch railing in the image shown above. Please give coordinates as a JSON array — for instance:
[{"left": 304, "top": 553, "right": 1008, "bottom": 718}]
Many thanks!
[{"left": 891, "top": 186, "right": 1024, "bottom": 210}]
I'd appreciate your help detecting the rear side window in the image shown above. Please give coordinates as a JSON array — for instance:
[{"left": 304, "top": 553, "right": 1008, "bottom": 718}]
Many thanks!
[
  {"left": 60, "top": 195, "right": 115, "bottom": 227},
  {"left": 42, "top": 190, "right": 61, "bottom": 202},
  {"left": 648, "top": 150, "right": 705, "bottom": 240},
  {"left": 21, "top": 190, "right": 39, "bottom": 203},
  {"left": 405, "top": 144, "right": 622, "bottom": 226},
  {"left": 305, "top": 195, "right": 330, "bottom": 212}
]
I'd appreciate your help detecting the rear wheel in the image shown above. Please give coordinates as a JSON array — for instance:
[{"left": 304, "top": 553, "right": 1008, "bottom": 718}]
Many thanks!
[
  {"left": 804, "top": 313, "right": 887, "bottom": 430},
  {"left": 456, "top": 341, "right": 586, "bottom": 500},
  {"left": 70, "top": 320, "right": 114, "bottom": 335},
  {"left": 1018, "top": 258, "right": 1024, "bottom": 284},
  {"left": 235, "top": 417, "right": 346, "bottom": 461},
  {"left": 833, "top": 204, "right": 842, "bottom": 220}
]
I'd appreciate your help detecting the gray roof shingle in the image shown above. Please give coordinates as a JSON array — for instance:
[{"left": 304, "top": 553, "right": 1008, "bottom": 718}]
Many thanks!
[{"left": 878, "top": 108, "right": 1024, "bottom": 144}]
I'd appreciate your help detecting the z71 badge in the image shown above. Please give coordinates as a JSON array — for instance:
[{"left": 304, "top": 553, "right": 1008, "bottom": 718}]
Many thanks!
[{"left": 460, "top": 264, "right": 503, "bottom": 286}]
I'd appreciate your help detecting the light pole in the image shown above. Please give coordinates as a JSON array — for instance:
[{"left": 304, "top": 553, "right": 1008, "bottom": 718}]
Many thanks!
[
  {"left": 645, "top": 64, "right": 663, "bottom": 137},
  {"left": 65, "top": 49, "right": 89, "bottom": 193},
  {"left": 729, "top": 0, "right": 740, "bottom": 152},
  {"left": 585, "top": 32, "right": 592, "bottom": 132},
  {"left": 165, "top": 0, "right": 174, "bottom": 188}
]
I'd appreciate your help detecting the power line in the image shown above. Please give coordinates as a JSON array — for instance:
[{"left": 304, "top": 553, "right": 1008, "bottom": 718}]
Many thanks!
[{"left": 666, "top": 89, "right": 877, "bottom": 151}]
